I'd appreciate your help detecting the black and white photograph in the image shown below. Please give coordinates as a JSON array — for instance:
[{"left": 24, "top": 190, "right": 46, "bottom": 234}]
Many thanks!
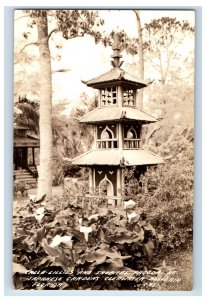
[{"left": 12, "top": 9, "right": 194, "bottom": 291}]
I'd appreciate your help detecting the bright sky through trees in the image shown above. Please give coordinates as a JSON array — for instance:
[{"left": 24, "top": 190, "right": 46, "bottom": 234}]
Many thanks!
[{"left": 14, "top": 10, "right": 194, "bottom": 111}]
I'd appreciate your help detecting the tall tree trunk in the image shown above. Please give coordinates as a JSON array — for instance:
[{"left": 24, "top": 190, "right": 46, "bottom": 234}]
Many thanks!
[
  {"left": 134, "top": 10, "right": 144, "bottom": 109},
  {"left": 37, "top": 11, "right": 52, "bottom": 198}
]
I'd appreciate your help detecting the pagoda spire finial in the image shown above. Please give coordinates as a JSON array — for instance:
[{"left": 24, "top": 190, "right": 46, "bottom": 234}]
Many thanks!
[{"left": 111, "top": 28, "right": 123, "bottom": 68}]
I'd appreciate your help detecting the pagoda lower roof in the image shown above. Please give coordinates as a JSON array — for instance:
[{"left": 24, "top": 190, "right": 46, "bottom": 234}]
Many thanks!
[
  {"left": 72, "top": 149, "right": 163, "bottom": 166},
  {"left": 79, "top": 106, "right": 157, "bottom": 124},
  {"left": 83, "top": 68, "right": 147, "bottom": 89},
  {"left": 14, "top": 135, "right": 40, "bottom": 147}
]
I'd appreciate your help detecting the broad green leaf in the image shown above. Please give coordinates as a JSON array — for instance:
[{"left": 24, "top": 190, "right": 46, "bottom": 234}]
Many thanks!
[
  {"left": 13, "top": 235, "right": 28, "bottom": 245},
  {"left": 78, "top": 251, "right": 106, "bottom": 265}
]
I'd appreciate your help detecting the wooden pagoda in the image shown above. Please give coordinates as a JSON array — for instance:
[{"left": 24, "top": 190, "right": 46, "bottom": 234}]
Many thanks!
[{"left": 72, "top": 32, "right": 163, "bottom": 207}]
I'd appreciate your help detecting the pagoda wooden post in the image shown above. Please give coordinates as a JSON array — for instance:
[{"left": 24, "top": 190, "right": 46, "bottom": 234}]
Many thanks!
[
  {"left": 94, "top": 125, "right": 97, "bottom": 147},
  {"left": 118, "top": 123, "right": 123, "bottom": 149},
  {"left": 32, "top": 147, "right": 35, "bottom": 165},
  {"left": 121, "top": 168, "right": 125, "bottom": 195},
  {"left": 116, "top": 168, "right": 122, "bottom": 206},
  {"left": 88, "top": 168, "right": 93, "bottom": 194},
  {"left": 117, "top": 86, "right": 122, "bottom": 107},
  {"left": 98, "top": 90, "right": 101, "bottom": 107},
  {"left": 92, "top": 168, "right": 96, "bottom": 192},
  {"left": 25, "top": 148, "right": 28, "bottom": 168}
]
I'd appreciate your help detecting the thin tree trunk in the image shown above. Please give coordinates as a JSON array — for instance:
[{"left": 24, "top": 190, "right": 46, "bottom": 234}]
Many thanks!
[
  {"left": 134, "top": 10, "right": 144, "bottom": 109},
  {"left": 37, "top": 11, "right": 52, "bottom": 198}
]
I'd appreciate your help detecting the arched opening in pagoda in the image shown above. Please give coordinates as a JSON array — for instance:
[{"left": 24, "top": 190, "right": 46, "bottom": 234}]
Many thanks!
[
  {"left": 101, "top": 126, "right": 113, "bottom": 139},
  {"left": 126, "top": 126, "right": 137, "bottom": 139},
  {"left": 99, "top": 175, "right": 114, "bottom": 197},
  {"left": 124, "top": 126, "right": 140, "bottom": 148},
  {"left": 99, "top": 126, "right": 117, "bottom": 149}
]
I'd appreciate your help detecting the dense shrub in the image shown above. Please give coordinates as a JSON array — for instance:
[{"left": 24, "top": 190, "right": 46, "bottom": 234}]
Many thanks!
[{"left": 124, "top": 134, "right": 193, "bottom": 253}]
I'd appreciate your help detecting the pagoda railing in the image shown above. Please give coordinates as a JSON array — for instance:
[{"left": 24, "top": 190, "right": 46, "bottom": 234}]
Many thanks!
[
  {"left": 122, "top": 99, "right": 135, "bottom": 106},
  {"left": 84, "top": 194, "right": 122, "bottom": 208},
  {"left": 124, "top": 138, "right": 141, "bottom": 149},
  {"left": 96, "top": 138, "right": 118, "bottom": 149}
]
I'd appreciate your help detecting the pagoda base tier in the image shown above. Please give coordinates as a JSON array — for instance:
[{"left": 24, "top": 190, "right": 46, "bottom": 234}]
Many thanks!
[{"left": 72, "top": 149, "right": 163, "bottom": 208}]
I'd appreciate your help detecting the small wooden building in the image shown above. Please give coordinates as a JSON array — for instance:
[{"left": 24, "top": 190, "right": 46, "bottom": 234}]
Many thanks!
[
  {"left": 13, "top": 125, "right": 39, "bottom": 186},
  {"left": 72, "top": 32, "right": 163, "bottom": 207}
]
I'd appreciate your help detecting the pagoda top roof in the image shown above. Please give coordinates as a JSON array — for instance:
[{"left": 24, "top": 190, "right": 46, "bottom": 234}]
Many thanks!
[
  {"left": 72, "top": 149, "right": 163, "bottom": 166},
  {"left": 79, "top": 106, "right": 157, "bottom": 124},
  {"left": 82, "top": 68, "right": 147, "bottom": 89}
]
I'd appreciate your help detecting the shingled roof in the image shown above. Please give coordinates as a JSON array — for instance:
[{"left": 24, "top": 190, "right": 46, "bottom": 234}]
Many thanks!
[
  {"left": 82, "top": 68, "right": 147, "bottom": 89},
  {"left": 14, "top": 136, "right": 40, "bottom": 147},
  {"left": 79, "top": 106, "right": 157, "bottom": 124},
  {"left": 72, "top": 149, "right": 163, "bottom": 166}
]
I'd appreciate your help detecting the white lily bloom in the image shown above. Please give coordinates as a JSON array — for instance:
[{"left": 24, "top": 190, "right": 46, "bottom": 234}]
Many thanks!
[
  {"left": 50, "top": 235, "right": 62, "bottom": 247},
  {"left": 34, "top": 207, "right": 45, "bottom": 223},
  {"left": 50, "top": 235, "right": 72, "bottom": 247},
  {"left": 35, "top": 213, "right": 44, "bottom": 223},
  {"left": 124, "top": 199, "right": 136, "bottom": 209},
  {"left": 60, "top": 236, "right": 72, "bottom": 243},
  {"left": 29, "top": 194, "right": 37, "bottom": 202},
  {"left": 80, "top": 226, "right": 92, "bottom": 241},
  {"left": 88, "top": 214, "right": 99, "bottom": 221},
  {"left": 36, "top": 207, "right": 45, "bottom": 215},
  {"left": 127, "top": 211, "right": 138, "bottom": 223}
]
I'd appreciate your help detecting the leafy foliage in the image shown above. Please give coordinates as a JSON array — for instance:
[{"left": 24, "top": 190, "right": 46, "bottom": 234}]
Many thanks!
[
  {"left": 143, "top": 17, "right": 194, "bottom": 83},
  {"left": 56, "top": 10, "right": 104, "bottom": 40},
  {"left": 14, "top": 96, "right": 39, "bottom": 134},
  {"left": 13, "top": 191, "right": 163, "bottom": 290},
  {"left": 124, "top": 132, "right": 193, "bottom": 253}
]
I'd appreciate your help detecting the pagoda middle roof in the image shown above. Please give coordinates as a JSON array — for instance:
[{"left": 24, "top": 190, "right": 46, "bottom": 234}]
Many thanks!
[
  {"left": 79, "top": 106, "right": 157, "bottom": 124},
  {"left": 83, "top": 68, "right": 147, "bottom": 89},
  {"left": 72, "top": 149, "right": 164, "bottom": 166}
]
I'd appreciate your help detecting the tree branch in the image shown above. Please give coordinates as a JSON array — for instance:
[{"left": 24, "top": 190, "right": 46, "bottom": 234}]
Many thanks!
[
  {"left": 145, "top": 124, "right": 161, "bottom": 144},
  {"left": 14, "top": 42, "right": 39, "bottom": 64},
  {"left": 14, "top": 15, "right": 28, "bottom": 22},
  {"left": 144, "top": 56, "right": 161, "bottom": 71},
  {"left": 47, "top": 28, "right": 59, "bottom": 41}
]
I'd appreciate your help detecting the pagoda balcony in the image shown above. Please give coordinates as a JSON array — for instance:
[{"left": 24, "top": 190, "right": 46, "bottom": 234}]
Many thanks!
[
  {"left": 123, "top": 138, "right": 141, "bottom": 149},
  {"left": 96, "top": 138, "right": 118, "bottom": 149}
]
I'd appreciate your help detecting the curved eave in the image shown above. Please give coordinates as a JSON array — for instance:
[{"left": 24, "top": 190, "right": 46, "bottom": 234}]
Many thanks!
[
  {"left": 84, "top": 79, "right": 146, "bottom": 90},
  {"left": 79, "top": 118, "right": 156, "bottom": 125},
  {"left": 79, "top": 107, "right": 157, "bottom": 124},
  {"left": 82, "top": 68, "right": 147, "bottom": 90},
  {"left": 72, "top": 149, "right": 164, "bottom": 167}
]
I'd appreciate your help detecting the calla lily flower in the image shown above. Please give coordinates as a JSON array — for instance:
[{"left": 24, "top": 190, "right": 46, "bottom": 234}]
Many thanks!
[
  {"left": 50, "top": 235, "right": 72, "bottom": 248},
  {"left": 50, "top": 235, "right": 62, "bottom": 247},
  {"left": 124, "top": 199, "right": 136, "bottom": 209},
  {"left": 36, "top": 207, "right": 45, "bottom": 214},
  {"left": 29, "top": 194, "right": 37, "bottom": 202},
  {"left": 88, "top": 214, "right": 99, "bottom": 221},
  {"left": 127, "top": 211, "right": 138, "bottom": 223},
  {"left": 34, "top": 207, "right": 45, "bottom": 223},
  {"left": 80, "top": 226, "right": 93, "bottom": 241}
]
